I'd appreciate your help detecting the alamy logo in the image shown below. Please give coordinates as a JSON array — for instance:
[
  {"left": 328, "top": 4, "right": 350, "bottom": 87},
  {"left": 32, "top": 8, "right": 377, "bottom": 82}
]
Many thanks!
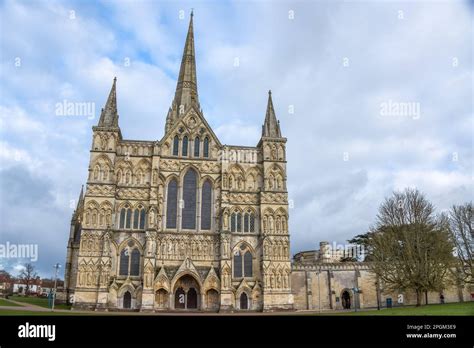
[
  {"left": 55, "top": 99, "right": 95, "bottom": 119},
  {"left": 0, "top": 242, "right": 38, "bottom": 262},
  {"left": 380, "top": 99, "right": 420, "bottom": 120},
  {"left": 18, "top": 322, "right": 56, "bottom": 341}
]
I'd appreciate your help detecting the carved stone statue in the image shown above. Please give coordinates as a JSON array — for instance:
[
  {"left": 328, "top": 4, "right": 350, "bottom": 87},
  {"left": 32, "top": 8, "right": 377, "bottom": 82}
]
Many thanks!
[
  {"left": 149, "top": 209, "right": 155, "bottom": 227},
  {"left": 223, "top": 211, "right": 229, "bottom": 230},
  {"left": 102, "top": 232, "right": 111, "bottom": 255}
]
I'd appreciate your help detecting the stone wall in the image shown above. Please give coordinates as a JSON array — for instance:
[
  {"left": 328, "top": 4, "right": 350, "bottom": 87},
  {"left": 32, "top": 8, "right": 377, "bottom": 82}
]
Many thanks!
[{"left": 291, "top": 263, "right": 471, "bottom": 310}]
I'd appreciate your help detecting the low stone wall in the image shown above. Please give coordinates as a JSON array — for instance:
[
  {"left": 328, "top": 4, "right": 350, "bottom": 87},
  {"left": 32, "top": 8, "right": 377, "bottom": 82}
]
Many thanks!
[{"left": 291, "top": 262, "right": 471, "bottom": 310}]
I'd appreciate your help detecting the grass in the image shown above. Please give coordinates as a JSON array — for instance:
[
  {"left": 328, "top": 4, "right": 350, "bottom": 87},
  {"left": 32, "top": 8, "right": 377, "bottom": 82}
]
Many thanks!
[
  {"left": 9, "top": 295, "right": 72, "bottom": 310},
  {"left": 325, "top": 302, "right": 474, "bottom": 316},
  {"left": 0, "top": 298, "right": 24, "bottom": 307},
  {"left": 0, "top": 301, "right": 472, "bottom": 316},
  {"left": 0, "top": 309, "right": 88, "bottom": 316}
]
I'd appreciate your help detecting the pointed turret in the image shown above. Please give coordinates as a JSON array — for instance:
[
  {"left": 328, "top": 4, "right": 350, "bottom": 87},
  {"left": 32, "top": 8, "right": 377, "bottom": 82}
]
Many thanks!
[
  {"left": 98, "top": 77, "right": 119, "bottom": 127},
  {"left": 262, "top": 90, "right": 282, "bottom": 138},
  {"left": 76, "top": 185, "right": 84, "bottom": 211},
  {"left": 72, "top": 185, "right": 84, "bottom": 222}
]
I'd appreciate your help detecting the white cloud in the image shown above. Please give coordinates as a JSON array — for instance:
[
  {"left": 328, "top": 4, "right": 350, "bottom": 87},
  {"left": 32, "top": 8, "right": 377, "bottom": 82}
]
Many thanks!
[{"left": 0, "top": 0, "right": 471, "bottom": 276}]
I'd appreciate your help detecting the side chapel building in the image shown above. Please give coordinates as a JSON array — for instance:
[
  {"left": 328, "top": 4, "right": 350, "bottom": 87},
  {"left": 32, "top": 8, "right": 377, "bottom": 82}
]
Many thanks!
[{"left": 64, "top": 13, "right": 293, "bottom": 311}]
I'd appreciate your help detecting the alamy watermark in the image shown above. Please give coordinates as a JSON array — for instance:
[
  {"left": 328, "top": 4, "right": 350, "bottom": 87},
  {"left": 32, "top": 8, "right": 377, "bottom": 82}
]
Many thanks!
[
  {"left": 0, "top": 242, "right": 38, "bottom": 262},
  {"left": 321, "top": 241, "right": 365, "bottom": 261},
  {"left": 218, "top": 148, "right": 258, "bottom": 164},
  {"left": 380, "top": 99, "right": 420, "bottom": 120},
  {"left": 55, "top": 99, "right": 95, "bottom": 119}
]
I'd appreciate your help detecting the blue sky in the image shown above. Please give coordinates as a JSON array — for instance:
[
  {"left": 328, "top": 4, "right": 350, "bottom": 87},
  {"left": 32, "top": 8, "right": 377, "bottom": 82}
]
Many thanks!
[{"left": 0, "top": 0, "right": 472, "bottom": 278}]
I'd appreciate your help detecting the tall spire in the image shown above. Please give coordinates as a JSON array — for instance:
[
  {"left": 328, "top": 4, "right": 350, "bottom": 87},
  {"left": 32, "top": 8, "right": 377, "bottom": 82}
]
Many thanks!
[
  {"left": 72, "top": 185, "right": 84, "bottom": 221},
  {"left": 173, "top": 11, "right": 199, "bottom": 113},
  {"left": 262, "top": 90, "right": 281, "bottom": 137},
  {"left": 98, "top": 77, "right": 119, "bottom": 127}
]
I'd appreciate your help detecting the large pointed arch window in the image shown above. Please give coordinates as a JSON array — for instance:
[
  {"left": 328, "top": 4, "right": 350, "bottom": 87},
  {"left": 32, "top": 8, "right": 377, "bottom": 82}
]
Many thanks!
[
  {"left": 119, "top": 248, "right": 129, "bottom": 276},
  {"left": 233, "top": 244, "right": 253, "bottom": 278},
  {"left": 203, "top": 137, "right": 209, "bottom": 158},
  {"left": 119, "top": 208, "right": 126, "bottom": 229},
  {"left": 133, "top": 209, "right": 139, "bottom": 229},
  {"left": 201, "top": 180, "right": 212, "bottom": 230},
  {"left": 182, "top": 136, "right": 189, "bottom": 157},
  {"left": 182, "top": 169, "right": 197, "bottom": 229},
  {"left": 231, "top": 213, "right": 236, "bottom": 232},
  {"left": 126, "top": 208, "right": 132, "bottom": 229},
  {"left": 166, "top": 179, "right": 178, "bottom": 229},
  {"left": 237, "top": 212, "right": 242, "bottom": 232},
  {"left": 244, "top": 211, "right": 255, "bottom": 233},
  {"left": 244, "top": 251, "right": 253, "bottom": 277},
  {"left": 194, "top": 137, "right": 200, "bottom": 157},
  {"left": 119, "top": 242, "right": 141, "bottom": 276},
  {"left": 130, "top": 249, "right": 140, "bottom": 276},
  {"left": 173, "top": 136, "right": 179, "bottom": 156},
  {"left": 233, "top": 252, "right": 242, "bottom": 277},
  {"left": 119, "top": 205, "right": 133, "bottom": 229},
  {"left": 139, "top": 209, "right": 146, "bottom": 229}
]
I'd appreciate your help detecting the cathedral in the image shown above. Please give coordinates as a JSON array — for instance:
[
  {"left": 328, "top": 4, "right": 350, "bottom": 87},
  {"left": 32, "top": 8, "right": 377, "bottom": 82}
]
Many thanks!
[{"left": 64, "top": 13, "right": 293, "bottom": 312}]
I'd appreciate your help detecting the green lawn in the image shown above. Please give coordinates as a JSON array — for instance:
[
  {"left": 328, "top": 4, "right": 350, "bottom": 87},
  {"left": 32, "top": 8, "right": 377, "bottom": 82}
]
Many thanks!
[
  {"left": 326, "top": 302, "right": 474, "bottom": 316},
  {"left": 0, "top": 298, "right": 24, "bottom": 307},
  {"left": 0, "top": 309, "right": 87, "bottom": 316},
  {"left": 9, "top": 295, "right": 71, "bottom": 310}
]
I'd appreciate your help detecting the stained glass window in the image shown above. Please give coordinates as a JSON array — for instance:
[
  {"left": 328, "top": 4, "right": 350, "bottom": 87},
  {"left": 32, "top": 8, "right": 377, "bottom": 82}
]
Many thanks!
[
  {"left": 237, "top": 213, "right": 242, "bottom": 232},
  {"left": 203, "top": 137, "right": 209, "bottom": 158},
  {"left": 126, "top": 208, "right": 132, "bottom": 229},
  {"left": 244, "top": 251, "right": 252, "bottom": 277},
  {"left": 119, "top": 208, "right": 125, "bottom": 229},
  {"left": 201, "top": 180, "right": 212, "bottom": 230},
  {"left": 233, "top": 253, "right": 242, "bottom": 277},
  {"left": 119, "top": 248, "right": 129, "bottom": 275},
  {"left": 166, "top": 179, "right": 178, "bottom": 228},
  {"left": 130, "top": 248, "right": 140, "bottom": 276},
  {"left": 133, "top": 209, "right": 139, "bottom": 229},
  {"left": 182, "top": 136, "right": 188, "bottom": 157},
  {"left": 173, "top": 136, "right": 179, "bottom": 156},
  {"left": 194, "top": 137, "right": 200, "bottom": 157},
  {"left": 182, "top": 169, "right": 197, "bottom": 229},
  {"left": 231, "top": 213, "right": 236, "bottom": 232},
  {"left": 140, "top": 209, "right": 146, "bottom": 229}
]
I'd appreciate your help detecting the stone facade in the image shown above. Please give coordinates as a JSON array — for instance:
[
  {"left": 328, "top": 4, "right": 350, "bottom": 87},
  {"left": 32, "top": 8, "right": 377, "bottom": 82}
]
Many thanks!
[
  {"left": 64, "top": 13, "right": 292, "bottom": 312},
  {"left": 291, "top": 243, "right": 472, "bottom": 311}
]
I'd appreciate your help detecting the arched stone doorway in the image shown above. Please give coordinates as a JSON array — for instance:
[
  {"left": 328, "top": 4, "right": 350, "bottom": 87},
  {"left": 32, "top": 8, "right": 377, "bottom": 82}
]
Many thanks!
[
  {"left": 123, "top": 291, "right": 132, "bottom": 309},
  {"left": 240, "top": 293, "right": 249, "bottom": 310},
  {"left": 341, "top": 290, "right": 351, "bottom": 309},
  {"left": 173, "top": 275, "right": 200, "bottom": 310}
]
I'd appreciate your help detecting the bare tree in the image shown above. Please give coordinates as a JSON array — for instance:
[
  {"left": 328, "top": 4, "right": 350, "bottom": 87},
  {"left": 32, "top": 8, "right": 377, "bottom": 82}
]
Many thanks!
[
  {"left": 367, "top": 188, "right": 456, "bottom": 306},
  {"left": 18, "top": 263, "right": 37, "bottom": 296},
  {"left": 447, "top": 202, "right": 473, "bottom": 284}
]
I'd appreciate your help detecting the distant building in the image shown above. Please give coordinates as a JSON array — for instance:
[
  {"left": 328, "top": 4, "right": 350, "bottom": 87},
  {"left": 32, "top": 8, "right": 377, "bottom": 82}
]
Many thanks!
[
  {"left": 291, "top": 242, "right": 471, "bottom": 310},
  {"left": 13, "top": 283, "right": 41, "bottom": 295}
]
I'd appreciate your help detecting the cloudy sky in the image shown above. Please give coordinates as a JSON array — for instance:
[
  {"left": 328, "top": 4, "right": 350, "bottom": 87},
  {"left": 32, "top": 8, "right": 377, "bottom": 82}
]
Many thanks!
[{"left": 0, "top": 0, "right": 472, "bottom": 278}]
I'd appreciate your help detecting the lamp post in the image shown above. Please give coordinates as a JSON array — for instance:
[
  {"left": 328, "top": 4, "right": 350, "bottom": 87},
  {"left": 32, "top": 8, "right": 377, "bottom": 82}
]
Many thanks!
[
  {"left": 51, "top": 263, "right": 61, "bottom": 311},
  {"left": 352, "top": 287, "right": 359, "bottom": 312}
]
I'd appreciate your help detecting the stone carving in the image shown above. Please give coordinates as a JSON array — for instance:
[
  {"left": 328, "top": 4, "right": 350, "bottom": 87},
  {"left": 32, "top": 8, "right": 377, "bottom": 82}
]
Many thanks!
[
  {"left": 156, "top": 235, "right": 218, "bottom": 261},
  {"left": 117, "top": 188, "right": 149, "bottom": 200}
]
